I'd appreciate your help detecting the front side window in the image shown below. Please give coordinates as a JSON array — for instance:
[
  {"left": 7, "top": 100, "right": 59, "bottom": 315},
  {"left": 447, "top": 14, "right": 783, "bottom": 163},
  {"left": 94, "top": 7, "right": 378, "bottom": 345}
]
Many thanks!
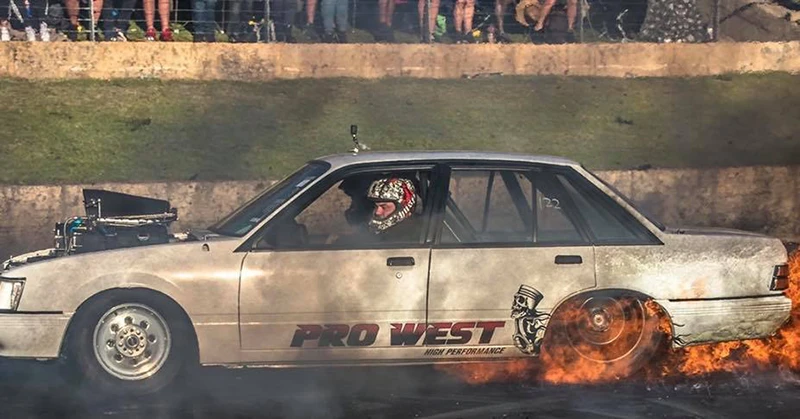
[
  {"left": 256, "top": 169, "right": 432, "bottom": 249},
  {"left": 210, "top": 162, "right": 329, "bottom": 237}
]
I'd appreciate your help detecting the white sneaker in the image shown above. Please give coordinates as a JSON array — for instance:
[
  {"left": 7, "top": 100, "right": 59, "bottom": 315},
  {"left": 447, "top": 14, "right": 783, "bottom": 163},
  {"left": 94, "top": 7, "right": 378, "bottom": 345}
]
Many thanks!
[
  {"left": 25, "top": 26, "right": 36, "bottom": 42},
  {"left": 0, "top": 27, "right": 10, "bottom": 42},
  {"left": 40, "top": 22, "right": 50, "bottom": 42}
]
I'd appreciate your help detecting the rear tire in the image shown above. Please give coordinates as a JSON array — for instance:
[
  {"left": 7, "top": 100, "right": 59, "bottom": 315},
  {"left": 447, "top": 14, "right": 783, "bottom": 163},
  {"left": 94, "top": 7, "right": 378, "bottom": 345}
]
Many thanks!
[
  {"left": 544, "top": 292, "right": 664, "bottom": 378},
  {"left": 63, "top": 289, "right": 196, "bottom": 396}
]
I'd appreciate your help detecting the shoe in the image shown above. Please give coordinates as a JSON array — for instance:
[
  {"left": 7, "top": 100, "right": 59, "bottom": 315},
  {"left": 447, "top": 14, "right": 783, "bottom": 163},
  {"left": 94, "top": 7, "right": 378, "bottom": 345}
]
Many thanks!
[
  {"left": 39, "top": 23, "right": 50, "bottom": 42},
  {"left": 322, "top": 32, "right": 336, "bottom": 43},
  {"left": 529, "top": 27, "right": 546, "bottom": 44},
  {"left": 566, "top": 30, "right": 576, "bottom": 43},
  {"left": 0, "top": 26, "right": 10, "bottom": 42},
  {"left": 384, "top": 25, "right": 395, "bottom": 43},
  {"left": 335, "top": 30, "right": 348, "bottom": 43},
  {"left": 277, "top": 24, "right": 295, "bottom": 43},
  {"left": 160, "top": 27, "right": 173, "bottom": 42},
  {"left": 113, "top": 29, "right": 127, "bottom": 42},
  {"left": 25, "top": 26, "right": 36, "bottom": 42},
  {"left": 497, "top": 31, "right": 513, "bottom": 43},
  {"left": 145, "top": 27, "right": 157, "bottom": 41},
  {"left": 66, "top": 24, "right": 82, "bottom": 41}
]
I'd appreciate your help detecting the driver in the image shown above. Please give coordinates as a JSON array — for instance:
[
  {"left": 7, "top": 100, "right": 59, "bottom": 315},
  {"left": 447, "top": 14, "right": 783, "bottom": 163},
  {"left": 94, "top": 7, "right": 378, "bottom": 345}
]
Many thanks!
[{"left": 366, "top": 177, "right": 423, "bottom": 243}]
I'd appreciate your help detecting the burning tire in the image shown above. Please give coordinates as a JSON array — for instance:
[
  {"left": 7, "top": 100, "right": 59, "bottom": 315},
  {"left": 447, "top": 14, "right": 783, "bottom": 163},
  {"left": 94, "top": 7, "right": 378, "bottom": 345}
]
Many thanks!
[
  {"left": 63, "top": 289, "right": 197, "bottom": 396},
  {"left": 543, "top": 292, "right": 664, "bottom": 378}
]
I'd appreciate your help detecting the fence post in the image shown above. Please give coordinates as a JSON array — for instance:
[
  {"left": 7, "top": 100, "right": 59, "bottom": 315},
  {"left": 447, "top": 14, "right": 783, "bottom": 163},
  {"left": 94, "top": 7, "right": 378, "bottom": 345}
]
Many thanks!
[
  {"left": 578, "top": 0, "right": 584, "bottom": 43},
  {"left": 425, "top": 0, "right": 432, "bottom": 43},
  {"left": 712, "top": 0, "right": 720, "bottom": 41},
  {"left": 352, "top": 0, "right": 357, "bottom": 32},
  {"left": 89, "top": 0, "right": 96, "bottom": 41}
]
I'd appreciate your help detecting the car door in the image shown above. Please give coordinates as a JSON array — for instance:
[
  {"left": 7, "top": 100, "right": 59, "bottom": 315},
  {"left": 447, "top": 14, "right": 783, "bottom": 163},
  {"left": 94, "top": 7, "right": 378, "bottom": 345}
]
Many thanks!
[
  {"left": 238, "top": 165, "right": 439, "bottom": 365},
  {"left": 426, "top": 165, "right": 597, "bottom": 360}
]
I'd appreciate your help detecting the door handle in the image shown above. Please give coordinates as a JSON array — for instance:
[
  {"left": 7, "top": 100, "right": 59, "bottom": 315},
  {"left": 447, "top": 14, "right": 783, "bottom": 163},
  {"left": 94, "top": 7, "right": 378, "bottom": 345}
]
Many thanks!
[
  {"left": 387, "top": 257, "right": 415, "bottom": 267},
  {"left": 555, "top": 255, "right": 582, "bottom": 265}
]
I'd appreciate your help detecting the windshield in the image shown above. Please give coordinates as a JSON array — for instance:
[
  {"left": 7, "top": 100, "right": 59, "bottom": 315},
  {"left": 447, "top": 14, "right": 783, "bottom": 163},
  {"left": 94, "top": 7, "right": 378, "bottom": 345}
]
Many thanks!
[
  {"left": 209, "top": 162, "right": 330, "bottom": 237},
  {"left": 584, "top": 168, "right": 666, "bottom": 232}
]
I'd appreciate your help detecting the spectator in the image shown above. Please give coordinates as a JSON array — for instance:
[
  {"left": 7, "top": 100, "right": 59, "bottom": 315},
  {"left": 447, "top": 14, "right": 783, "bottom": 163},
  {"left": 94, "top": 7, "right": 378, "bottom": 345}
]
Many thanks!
[
  {"left": 532, "top": 0, "right": 577, "bottom": 33},
  {"left": 1, "top": 0, "right": 9, "bottom": 41},
  {"left": 376, "top": 0, "right": 396, "bottom": 42},
  {"left": 23, "top": 0, "right": 50, "bottom": 41},
  {"left": 321, "top": 0, "right": 348, "bottom": 42},
  {"left": 63, "top": 0, "right": 104, "bottom": 41},
  {"left": 226, "top": 0, "right": 254, "bottom": 42},
  {"left": 493, "top": 0, "right": 514, "bottom": 42},
  {"left": 453, "top": 0, "right": 476, "bottom": 42},
  {"left": 144, "top": 0, "right": 173, "bottom": 41},
  {"left": 273, "top": 0, "right": 298, "bottom": 42},
  {"left": 101, "top": 0, "right": 136, "bottom": 41},
  {"left": 192, "top": 0, "right": 217, "bottom": 42},
  {"left": 417, "top": 0, "right": 440, "bottom": 41}
]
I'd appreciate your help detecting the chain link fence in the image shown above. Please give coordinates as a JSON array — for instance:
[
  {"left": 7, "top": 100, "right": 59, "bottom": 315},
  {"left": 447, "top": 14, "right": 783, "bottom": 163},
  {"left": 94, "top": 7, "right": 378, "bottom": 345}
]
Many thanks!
[{"left": 1, "top": 0, "right": 798, "bottom": 43}]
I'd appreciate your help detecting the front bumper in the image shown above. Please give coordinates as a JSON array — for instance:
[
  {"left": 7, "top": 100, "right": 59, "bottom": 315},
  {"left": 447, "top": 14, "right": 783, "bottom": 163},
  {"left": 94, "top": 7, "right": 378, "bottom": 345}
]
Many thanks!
[
  {"left": 658, "top": 295, "right": 792, "bottom": 348},
  {"left": 0, "top": 313, "right": 71, "bottom": 358}
]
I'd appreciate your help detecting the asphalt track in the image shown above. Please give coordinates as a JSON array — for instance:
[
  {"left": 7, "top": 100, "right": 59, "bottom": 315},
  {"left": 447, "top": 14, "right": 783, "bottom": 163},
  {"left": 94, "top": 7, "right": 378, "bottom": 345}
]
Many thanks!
[{"left": 2, "top": 359, "right": 800, "bottom": 418}]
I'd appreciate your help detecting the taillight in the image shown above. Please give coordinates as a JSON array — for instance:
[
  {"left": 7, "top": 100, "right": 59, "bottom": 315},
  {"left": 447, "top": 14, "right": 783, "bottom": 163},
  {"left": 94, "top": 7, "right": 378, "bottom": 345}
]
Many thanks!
[{"left": 771, "top": 264, "right": 789, "bottom": 291}]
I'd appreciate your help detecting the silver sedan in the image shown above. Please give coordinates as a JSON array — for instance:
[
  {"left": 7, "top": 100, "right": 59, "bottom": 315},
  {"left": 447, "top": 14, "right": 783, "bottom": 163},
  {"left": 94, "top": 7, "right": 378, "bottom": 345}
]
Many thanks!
[{"left": 0, "top": 152, "right": 791, "bottom": 395}]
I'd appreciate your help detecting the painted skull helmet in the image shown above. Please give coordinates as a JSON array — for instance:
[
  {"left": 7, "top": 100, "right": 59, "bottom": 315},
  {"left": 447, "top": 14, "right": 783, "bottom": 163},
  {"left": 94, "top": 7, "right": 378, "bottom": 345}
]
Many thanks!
[{"left": 366, "top": 177, "right": 418, "bottom": 234}]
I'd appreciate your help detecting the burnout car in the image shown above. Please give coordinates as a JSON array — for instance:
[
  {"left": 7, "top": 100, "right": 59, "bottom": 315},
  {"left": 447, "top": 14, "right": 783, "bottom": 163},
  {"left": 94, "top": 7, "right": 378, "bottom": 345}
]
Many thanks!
[{"left": 0, "top": 151, "right": 792, "bottom": 394}]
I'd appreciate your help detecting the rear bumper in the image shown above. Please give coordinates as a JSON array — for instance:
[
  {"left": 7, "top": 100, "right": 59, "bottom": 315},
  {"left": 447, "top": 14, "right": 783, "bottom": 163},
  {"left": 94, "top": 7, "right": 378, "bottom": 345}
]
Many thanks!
[
  {"left": 658, "top": 295, "right": 792, "bottom": 348},
  {"left": 0, "top": 313, "right": 70, "bottom": 358}
]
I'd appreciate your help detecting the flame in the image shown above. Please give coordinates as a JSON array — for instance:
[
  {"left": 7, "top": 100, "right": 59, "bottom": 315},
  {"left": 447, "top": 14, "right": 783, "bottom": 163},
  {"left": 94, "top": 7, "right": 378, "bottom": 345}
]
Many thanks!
[{"left": 440, "top": 251, "right": 800, "bottom": 385}]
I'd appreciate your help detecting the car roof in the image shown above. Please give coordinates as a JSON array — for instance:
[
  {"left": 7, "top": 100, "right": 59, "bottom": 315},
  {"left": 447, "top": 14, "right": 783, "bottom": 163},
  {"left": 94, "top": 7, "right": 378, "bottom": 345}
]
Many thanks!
[{"left": 314, "top": 151, "right": 581, "bottom": 171}]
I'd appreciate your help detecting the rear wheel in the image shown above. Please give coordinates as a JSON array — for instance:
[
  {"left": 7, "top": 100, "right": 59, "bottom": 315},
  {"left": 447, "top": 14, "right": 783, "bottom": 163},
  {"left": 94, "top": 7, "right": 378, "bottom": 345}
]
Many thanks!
[
  {"left": 64, "top": 290, "right": 196, "bottom": 396},
  {"left": 544, "top": 292, "right": 664, "bottom": 378}
]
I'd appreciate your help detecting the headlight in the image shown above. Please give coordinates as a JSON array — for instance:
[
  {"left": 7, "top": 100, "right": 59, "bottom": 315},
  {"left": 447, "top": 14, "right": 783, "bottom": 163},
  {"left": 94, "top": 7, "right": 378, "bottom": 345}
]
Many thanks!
[{"left": 0, "top": 277, "right": 25, "bottom": 311}]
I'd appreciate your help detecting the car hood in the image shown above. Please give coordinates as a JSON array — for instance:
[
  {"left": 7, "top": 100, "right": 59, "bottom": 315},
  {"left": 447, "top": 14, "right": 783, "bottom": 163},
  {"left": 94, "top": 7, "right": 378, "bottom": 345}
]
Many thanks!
[{"left": 3, "top": 235, "right": 242, "bottom": 279}]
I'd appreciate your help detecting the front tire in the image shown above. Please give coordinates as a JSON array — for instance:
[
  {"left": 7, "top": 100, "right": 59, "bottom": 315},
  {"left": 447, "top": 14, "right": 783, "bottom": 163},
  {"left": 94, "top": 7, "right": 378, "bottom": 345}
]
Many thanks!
[{"left": 64, "top": 290, "right": 196, "bottom": 396}]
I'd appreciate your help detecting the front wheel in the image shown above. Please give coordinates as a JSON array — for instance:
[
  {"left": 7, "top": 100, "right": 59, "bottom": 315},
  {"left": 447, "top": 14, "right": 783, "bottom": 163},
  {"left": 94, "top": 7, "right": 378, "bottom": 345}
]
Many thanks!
[
  {"left": 543, "top": 293, "right": 664, "bottom": 379},
  {"left": 64, "top": 290, "right": 196, "bottom": 396}
]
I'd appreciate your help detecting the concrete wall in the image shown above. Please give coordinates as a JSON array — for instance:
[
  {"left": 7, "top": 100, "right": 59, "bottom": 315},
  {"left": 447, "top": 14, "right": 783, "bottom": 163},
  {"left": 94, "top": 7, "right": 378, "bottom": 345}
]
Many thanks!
[
  {"left": 1, "top": 42, "right": 799, "bottom": 81},
  {"left": 1, "top": 166, "right": 798, "bottom": 259}
]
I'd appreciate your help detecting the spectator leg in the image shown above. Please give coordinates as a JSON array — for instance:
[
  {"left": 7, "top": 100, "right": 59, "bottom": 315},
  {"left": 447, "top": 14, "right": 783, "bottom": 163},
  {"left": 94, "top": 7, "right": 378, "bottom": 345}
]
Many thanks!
[
  {"left": 100, "top": 0, "right": 117, "bottom": 38},
  {"left": 193, "top": 0, "right": 217, "bottom": 40},
  {"left": 534, "top": 0, "right": 556, "bottom": 31},
  {"left": 227, "top": 0, "right": 243, "bottom": 37},
  {"left": 566, "top": 0, "right": 577, "bottom": 31},
  {"left": 117, "top": 0, "right": 137, "bottom": 32},
  {"left": 494, "top": 0, "right": 505, "bottom": 34},
  {"left": 158, "top": 0, "right": 171, "bottom": 32},
  {"left": 334, "top": 0, "right": 347, "bottom": 32},
  {"left": 93, "top": 0, "right": 104, "bottom": 26},
  {"left": 27, "top": 0, "right": 47, "bottom": 28},
  {"left": 386, "top": 0, "right": 395, "bottom": 26},
  {"left": 320, "top": 0, "right": 335, "bottom": 34},
  {"left": 64, "top": 0, "right": 80, "bottom": 27},
  {"left": 464, "top": 0, "right": 474, "bottom": 32},
  {"left": 145, "top": 0, "right": 156, "bottom": 30},
  {"left": 453, "top": 0, "right": 465, "bottom": 34},
  {"left": 306, "top": 0, "right": 317, "bottom": 25}
]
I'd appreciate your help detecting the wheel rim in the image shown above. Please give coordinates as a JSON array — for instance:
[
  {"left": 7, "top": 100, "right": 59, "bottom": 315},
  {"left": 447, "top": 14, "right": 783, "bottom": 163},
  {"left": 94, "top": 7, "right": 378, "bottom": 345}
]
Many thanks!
[
  {"left": 562, "top": 296, "right": 648, "bottom": 363},
  {"left": 92, "top": 303, "right": 172, "bottom": 381}
]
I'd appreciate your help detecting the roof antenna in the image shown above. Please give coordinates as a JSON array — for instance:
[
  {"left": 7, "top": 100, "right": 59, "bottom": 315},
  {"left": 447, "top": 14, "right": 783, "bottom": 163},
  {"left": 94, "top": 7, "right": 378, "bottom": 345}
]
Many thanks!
[{"left": 350, "top": 124, "right": 369, "bottom": 154}]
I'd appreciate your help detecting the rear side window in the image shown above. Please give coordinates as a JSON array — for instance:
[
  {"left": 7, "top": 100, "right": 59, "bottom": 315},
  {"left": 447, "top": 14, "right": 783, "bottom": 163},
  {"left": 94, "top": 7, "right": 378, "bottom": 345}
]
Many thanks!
[{"left": 555, "top": 173, "right": 655, "bottom": 244}]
